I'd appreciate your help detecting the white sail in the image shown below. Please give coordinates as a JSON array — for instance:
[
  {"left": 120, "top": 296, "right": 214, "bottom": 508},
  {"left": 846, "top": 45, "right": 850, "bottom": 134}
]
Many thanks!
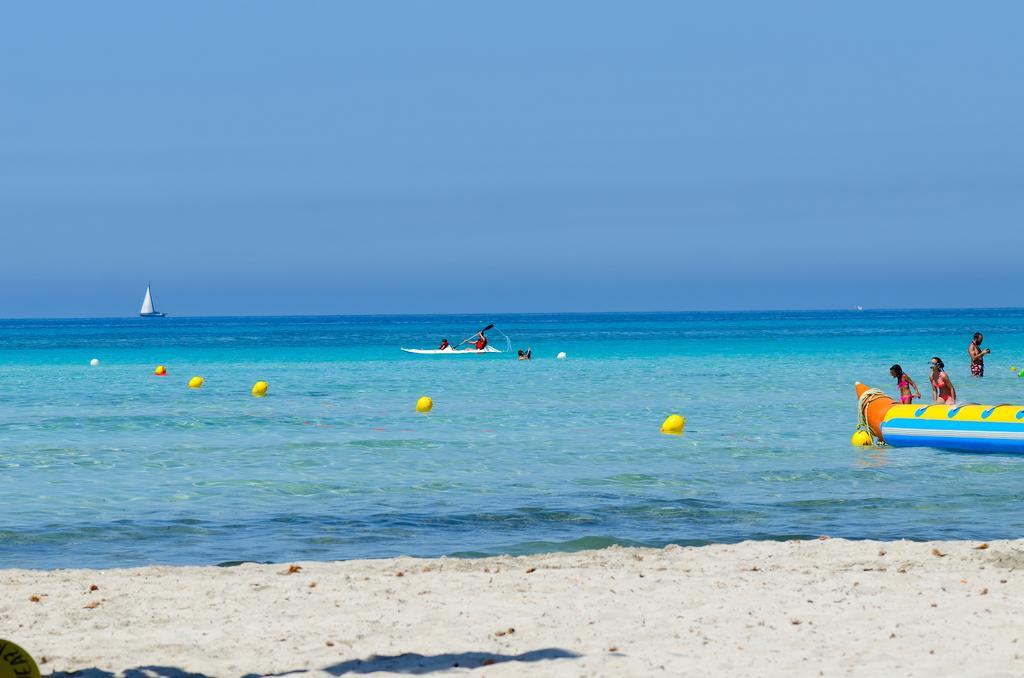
[{"left": 140, "top": 286, "right": 155, "bottom": 315}]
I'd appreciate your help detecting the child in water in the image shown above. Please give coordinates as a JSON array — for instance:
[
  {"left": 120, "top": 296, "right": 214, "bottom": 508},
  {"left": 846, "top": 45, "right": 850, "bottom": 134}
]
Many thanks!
[
  {"left": 889, "top": 364, "right": 922, "bottom": 404},
  {"left": 929, "top": 357, "right": 957, "bottom": 404}
]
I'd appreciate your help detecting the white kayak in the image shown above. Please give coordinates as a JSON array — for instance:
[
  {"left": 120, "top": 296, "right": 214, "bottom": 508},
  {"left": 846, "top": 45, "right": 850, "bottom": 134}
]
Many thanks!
[{"left": 401, "top": 346, "right": 502, "bottom": 355}]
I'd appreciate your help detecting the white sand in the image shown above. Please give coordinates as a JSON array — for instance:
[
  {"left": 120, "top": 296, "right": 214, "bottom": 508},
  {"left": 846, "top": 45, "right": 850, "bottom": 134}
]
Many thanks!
[{"left": 2, "top": 538, "right": 1023, "bottom": 677}]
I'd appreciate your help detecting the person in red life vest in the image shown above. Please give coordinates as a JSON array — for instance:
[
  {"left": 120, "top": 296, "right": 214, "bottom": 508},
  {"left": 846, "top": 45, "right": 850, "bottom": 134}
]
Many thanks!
[
  {"left": 473, "top": 331, "right": 488, "bottom": 350},
  {"left": 438, "top": 338, "right": 450, "bottom": 351}
]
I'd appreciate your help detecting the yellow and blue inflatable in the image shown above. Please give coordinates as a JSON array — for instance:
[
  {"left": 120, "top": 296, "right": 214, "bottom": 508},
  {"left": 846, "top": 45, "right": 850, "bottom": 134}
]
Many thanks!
[{"left": 856, "top": 382, "right": 1024, "bottom": 453}]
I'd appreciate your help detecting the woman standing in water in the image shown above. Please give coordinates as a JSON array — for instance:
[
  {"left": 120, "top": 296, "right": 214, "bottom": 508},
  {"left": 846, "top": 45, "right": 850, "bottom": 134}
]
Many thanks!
[
  {"left": 929, "top": 357, "right": 957, "bottom": 404},
  {"left": 890, "top": 364, "right": 923, "bottom": 404}
]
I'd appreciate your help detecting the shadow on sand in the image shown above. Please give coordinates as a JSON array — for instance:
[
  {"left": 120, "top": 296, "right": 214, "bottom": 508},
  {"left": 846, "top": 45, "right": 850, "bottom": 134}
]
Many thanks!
[
  {"left": 321, "top": 649, "right": 580, "bottom": 675},
  {"left": 51, "top": 647, "right": 579, "bottom": 677},
  {"left": 52, "top": 667, "right": 213, "bottom": 678}
]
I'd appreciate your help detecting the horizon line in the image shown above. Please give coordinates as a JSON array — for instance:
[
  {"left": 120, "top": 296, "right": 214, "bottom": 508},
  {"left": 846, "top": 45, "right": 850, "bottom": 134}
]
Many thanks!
[{"left": 1, "top": 305, "right": 1023, "bottom": 322}]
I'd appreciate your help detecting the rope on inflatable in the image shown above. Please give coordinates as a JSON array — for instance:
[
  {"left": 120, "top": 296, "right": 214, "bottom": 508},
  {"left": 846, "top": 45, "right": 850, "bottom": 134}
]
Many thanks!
[{"left": 856, "top": 388, "right": 888, "bottom": 446}]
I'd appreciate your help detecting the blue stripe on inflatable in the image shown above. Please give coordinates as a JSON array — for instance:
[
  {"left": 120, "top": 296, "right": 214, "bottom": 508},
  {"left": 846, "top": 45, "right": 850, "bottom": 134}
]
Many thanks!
[
  {"left": 882, "top": 417, "right": 1024, "bottom": 453},
  {"left": 881, "top": 432, "right": 1024, "bottom": 454},
  {"left": 884, "top": 418, "right": 1024, "bottom": 433}
]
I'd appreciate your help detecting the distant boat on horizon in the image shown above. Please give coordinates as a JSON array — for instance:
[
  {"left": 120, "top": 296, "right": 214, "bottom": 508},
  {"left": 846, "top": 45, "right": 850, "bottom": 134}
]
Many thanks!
[{"left": 140, "top": 284, "right": 166, "bottom": 318}]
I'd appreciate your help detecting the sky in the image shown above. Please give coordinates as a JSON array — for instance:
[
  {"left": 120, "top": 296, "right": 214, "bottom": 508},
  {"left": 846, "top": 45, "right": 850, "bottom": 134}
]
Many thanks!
[{"left": 2, "top": 1, "right": 1023, "bottom": 317}]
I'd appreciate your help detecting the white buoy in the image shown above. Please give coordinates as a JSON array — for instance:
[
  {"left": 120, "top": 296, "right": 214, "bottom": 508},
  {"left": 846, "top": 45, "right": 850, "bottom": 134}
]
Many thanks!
[
  {"left": 89, "top": 358, "right": 100, "bottom": 366},
  {"left": 556, "top": 352, "right": 567, "bottom": 360}
]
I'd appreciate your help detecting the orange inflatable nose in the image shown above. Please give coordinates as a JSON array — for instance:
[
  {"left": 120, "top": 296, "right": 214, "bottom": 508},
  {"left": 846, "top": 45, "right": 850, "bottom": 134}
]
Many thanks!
[{"left": 856, "top": 382, "right": 894, "bottom": 442}]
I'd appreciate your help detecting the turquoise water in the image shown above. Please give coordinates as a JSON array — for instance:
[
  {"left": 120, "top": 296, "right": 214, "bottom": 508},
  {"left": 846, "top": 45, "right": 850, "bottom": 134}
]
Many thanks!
[{"left": 3, "top": 310, "right": 1024, "bottom": 569}]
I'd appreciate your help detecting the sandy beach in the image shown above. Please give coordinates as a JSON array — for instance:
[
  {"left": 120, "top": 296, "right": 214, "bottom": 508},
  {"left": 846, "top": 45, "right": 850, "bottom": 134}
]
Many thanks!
[{"left": 2, "top": 538, "right": 1022, "bottom": 677}]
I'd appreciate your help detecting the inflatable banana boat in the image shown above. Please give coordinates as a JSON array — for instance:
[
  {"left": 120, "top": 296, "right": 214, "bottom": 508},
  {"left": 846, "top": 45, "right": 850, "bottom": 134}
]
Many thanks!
[{"left": 856, "top": 382, "right": 1024, "bottom": 453}]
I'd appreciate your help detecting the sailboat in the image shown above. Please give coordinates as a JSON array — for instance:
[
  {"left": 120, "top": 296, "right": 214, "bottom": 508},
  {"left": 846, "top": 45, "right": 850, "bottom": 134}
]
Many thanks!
[{"left": 139, "top": 284, "right": 166, "bottom": 318}]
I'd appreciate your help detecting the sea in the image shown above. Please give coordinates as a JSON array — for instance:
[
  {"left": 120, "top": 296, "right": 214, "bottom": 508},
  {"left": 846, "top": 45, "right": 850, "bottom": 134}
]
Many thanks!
[{"left": 2, "top": 310, "right": 1023, "bottom": 569}]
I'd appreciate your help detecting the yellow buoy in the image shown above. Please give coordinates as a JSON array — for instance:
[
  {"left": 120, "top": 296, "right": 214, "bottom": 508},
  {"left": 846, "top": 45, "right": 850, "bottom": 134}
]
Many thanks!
[
  {"left": 851, "top": 430, "right": 873, "bottom": 446},
  {"left": 416, "top": 396, "right": 433, "bottom": 413},
  {"left": 0, "top": 638, "right": 41, "bottom": 678},
  {"left": 188, "top": 376, "right": 204, "bottom": 389},
  {"left": 251, "top": 381, "right": 268, "bottom": 397},
  {"left": 154, "top": 365, "right": 167, "bottom": 376},
  {"left": 661, "top": 414, "right": 685, "bottom": 435}
]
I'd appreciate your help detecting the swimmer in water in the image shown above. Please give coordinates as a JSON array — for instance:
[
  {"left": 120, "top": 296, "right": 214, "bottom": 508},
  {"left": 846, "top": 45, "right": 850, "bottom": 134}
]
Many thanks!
[
  {"left": 889, "top": 364, "right": 922, "bottom": 404},
  {"left": 517, "top": 347, "right": 532, "bottom": 361},
  {"left": 968, "top": 332, "right": 990, "bottom": 378},
  {"left": 929, "top": 357, "right": 956, "bottom": 404}
]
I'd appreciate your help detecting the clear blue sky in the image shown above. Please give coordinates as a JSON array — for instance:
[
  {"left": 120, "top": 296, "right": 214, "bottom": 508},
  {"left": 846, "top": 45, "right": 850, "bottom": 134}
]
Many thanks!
[{"left": 2, "top": 1, "right": 1022, "bottom": 317}]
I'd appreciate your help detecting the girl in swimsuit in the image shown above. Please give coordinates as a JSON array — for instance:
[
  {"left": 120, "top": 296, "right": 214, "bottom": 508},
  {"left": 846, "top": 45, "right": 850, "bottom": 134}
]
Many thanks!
[
  {"left": 889, "top": 364, "right": 922, "bottom": 404},
  {"left": 929, "top": 357, "right": 957, "bottom": 404}
]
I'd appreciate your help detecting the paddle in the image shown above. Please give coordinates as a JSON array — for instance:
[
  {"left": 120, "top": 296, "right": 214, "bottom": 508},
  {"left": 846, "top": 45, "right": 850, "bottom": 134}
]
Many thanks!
[{"left": 458, "top": 323, "right": 494, "bottom": 346}]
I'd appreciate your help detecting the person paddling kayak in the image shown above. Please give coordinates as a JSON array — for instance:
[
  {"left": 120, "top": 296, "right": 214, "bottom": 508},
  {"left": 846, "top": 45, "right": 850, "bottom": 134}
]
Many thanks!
[{"left": 401, "top": 323, "right": 499, "bottom": 355}]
